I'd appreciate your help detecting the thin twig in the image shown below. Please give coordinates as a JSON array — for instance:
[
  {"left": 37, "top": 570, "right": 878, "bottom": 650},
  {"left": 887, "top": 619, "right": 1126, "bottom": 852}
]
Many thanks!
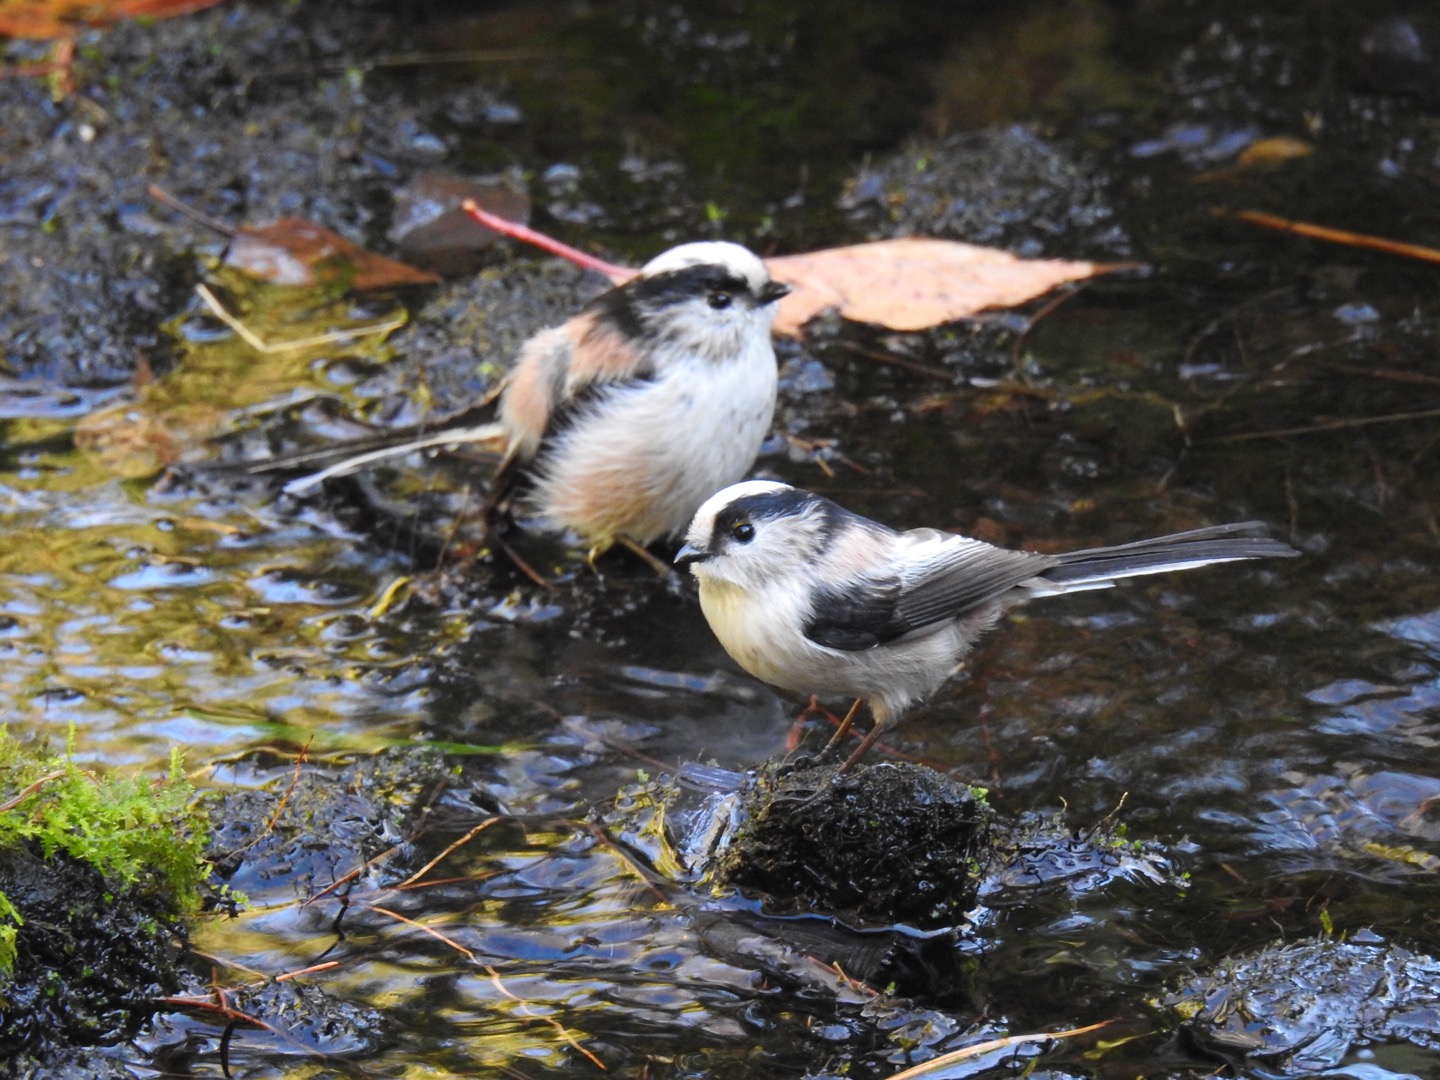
[
  {"left": 248, "top": 738, "right": 310, "bottom": 851},
  {"left": 0, "top": 770, "right": 67, "bottom": 813},
  {"left": 396, "top": 817, "right": 504, "bottom": 888},
  {"left": 1207, "top": 406, "right": 1440, "bottom": 443},
  {"left": 272, "top": 960, "right": 343, "bottom": 982},
  {"left": 1231, "top": 209, "right": 1440, "bottom": 265},
  {"left": 835, "top": 341, "right": 952, "bottom": 382},
  {"left": 461, "top": 200, "right": 633, "bottom": 281},
  {"left": 195, "top": 283, "right": 407, "bottom": 354},
  {"left": 587, "top": 823, "right": 670, "bottom": 905},
  {"left": 1009, "top": 281, "right": 1092, "bottom": 381},
  {"left": 302, "top": 842, "right": 405, "bottom": 907},
  {"left": 364, "top": 903, "right": 475, "bottom": 960},
  {"left": 883, "top": 1021, "right": 1113, "bottom": 1079},
  {"left": 485, "top": 965, "right": 607, "bottom": 1070},
  {"left": 147, "top": 184, "right": 235, "bottom": 236}
]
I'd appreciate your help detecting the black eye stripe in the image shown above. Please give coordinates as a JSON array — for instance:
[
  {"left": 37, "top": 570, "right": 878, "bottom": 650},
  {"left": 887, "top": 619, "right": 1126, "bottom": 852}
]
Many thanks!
[{"left": 620, "top": 266, "right": 751, "bottom": 308}]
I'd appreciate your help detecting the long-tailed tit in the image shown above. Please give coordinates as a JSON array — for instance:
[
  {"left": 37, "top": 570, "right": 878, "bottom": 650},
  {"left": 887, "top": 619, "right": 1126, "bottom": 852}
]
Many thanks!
[
  {"left": 676, "top": 481, "right": 1298, "bottom": 771},
  {"left": 266, "top": 242, "right": 790, "bottom": 564}
]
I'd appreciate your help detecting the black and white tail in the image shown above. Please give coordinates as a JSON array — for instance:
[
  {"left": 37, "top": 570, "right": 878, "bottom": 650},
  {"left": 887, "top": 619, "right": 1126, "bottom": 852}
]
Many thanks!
[{"left": 1030, "top": 521, "right": 1298, "bottom": 594}]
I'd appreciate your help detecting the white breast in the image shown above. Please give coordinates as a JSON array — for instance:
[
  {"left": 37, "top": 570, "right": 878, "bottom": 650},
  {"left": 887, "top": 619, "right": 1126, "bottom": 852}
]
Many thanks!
[
  {"left": 524, "top": 341, "right": 778, "bottom": 547},
  {"left": 697, "top": 570, "right": 987, "bottom": 726}
]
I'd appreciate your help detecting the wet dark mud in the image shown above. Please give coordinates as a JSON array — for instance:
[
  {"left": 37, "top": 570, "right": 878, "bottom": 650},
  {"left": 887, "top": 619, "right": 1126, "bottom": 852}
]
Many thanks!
[
  {"left": 0, "top": 845, "right": 186, "bottom": 1061},
  {"left": 715, "top": 761, "right": 993, "bottom": 929},
  {"left": 1161, "top": 932, "right": 1440, "bottom": 1074}
]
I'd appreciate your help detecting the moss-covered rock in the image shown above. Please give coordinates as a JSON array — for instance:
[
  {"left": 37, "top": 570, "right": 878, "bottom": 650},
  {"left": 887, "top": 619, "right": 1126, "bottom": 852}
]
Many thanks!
[{"left": 0, "top": 735, "right": 213, "bottom": 1062}]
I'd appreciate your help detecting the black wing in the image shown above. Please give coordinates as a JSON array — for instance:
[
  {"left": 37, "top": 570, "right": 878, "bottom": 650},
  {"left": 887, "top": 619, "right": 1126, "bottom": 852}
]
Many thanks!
[
  {"left": 803, "top": 530, "right": 1057, "bottom": 652},
  {"left": 804, "top": 571, "right": 911, "bottom": 650}
]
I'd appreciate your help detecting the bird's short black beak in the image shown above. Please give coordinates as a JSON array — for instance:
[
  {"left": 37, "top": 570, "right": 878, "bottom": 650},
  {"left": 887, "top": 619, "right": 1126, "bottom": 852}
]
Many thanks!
[
  {"left": 673, "top": 543, "right": 710, "bottom": 567},
  {"left": 758, "top": 280, "right": 791, "bottom": 305}
]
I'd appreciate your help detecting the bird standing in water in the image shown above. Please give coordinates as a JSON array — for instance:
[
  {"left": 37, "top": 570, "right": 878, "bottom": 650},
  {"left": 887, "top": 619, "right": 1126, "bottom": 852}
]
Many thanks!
[
  {"left": 270, "top": 242, "right": 790, "bottom": 571},
  {"left": 678, "top": 481, "right": 1298, "bottom": 771}
]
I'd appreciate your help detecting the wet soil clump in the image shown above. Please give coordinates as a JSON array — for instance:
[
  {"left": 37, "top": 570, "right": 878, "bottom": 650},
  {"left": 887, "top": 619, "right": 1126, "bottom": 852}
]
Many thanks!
[
  {"left": 204, "top": 748, "right": 454, "bottom": 902},
  {"left": 841, "top": 125, "right": 1129, "bottom": 259},
  {"left": 0, "top": 843, "right": 185, "bottom": 1062},
  {"left": 0, "top": 2, "right": 497, "bottom": 387},
  {"left": 717, "top": 761, "right": 992, "bottom": 929}
]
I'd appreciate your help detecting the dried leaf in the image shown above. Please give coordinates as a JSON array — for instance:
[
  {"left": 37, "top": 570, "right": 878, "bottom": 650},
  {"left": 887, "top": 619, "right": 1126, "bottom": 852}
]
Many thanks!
[
  {"left": 1235, "top": 136, "right": 1314, "bottom": 168},
  {"left": 765, "top": 237, "right": 1122, "bottom": 336},
  {"left": 225, "top": 217, "right": 440, "bottom": 291},
  {"left": 454, "top": 207, "right": 1120, "bottom": 337},
  {"left": 0, "top": 0, "right": 225, "bottom": 38},
  {"left": 73, "top": 404, "right": 181, "bottom": 478}
]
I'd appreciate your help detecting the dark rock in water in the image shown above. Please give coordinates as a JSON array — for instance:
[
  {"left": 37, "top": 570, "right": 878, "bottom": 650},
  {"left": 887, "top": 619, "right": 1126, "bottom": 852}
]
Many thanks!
[
  {"left": 716, "top": 761, "right": 992, "bottom": 929},
  {"left": 1353, "top": 16, "right": 1440, "bottom": 108},
  {"left": 0, "top": 844, "right": 185, "bottom": 1059},
  {"left": 388, "top": 172, "right": 533, "bottom": 277},
  {"left": 203, "top": 747, "right": 452, "bottom": 905},
  {"left": 1, "top": 1045, "right": 142, "bottom": 1079},
  {"left": 840, "top": 125, "right": 1129, "bottom": 260},
  {"left": 1159, "top": 932, "right": 1440, "bottom": 1074}
]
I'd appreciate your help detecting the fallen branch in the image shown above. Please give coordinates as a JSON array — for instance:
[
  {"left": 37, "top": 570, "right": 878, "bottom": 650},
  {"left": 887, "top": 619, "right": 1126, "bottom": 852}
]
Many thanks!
[
  {"left": 461, "top": 200, "right": 632, "bottom": 281},
  {"left": 1230, "top": 209, "right": 1440, "bottom": 265}
]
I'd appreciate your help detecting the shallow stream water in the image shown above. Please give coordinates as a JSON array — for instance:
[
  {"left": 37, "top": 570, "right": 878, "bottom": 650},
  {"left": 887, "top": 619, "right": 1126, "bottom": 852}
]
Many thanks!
[{"left": 3, "top": 0, "right": 1440, "bottom": 1076}]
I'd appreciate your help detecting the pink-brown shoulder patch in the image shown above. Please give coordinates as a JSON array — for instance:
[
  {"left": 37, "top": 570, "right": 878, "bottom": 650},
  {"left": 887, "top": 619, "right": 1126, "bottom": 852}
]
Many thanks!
[
  {"left": 567, "top": 312, "right": 644, "bottom": 389},
  {"left": 500, "top": 326, "right": 570, "bottom": 459}
]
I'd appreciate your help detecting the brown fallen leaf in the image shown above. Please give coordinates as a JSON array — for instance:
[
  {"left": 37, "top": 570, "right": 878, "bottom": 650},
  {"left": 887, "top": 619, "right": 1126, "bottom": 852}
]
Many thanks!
[
  {"left": 225, "top": 217, "right": 440, "bottom": 291},
  {"left": 1235, "top": 135, "right": 1314, "bottom": 168},
  {"left": 458, "top": 203, "right": 1121, "bottom": 337},
  {"left": 0, "top": 0, "right": 225, "bottom": 38},
  {"left": 765, "top": 237, "right": 1123, "bottom": 335},
  {"left": 73, "top": 403, "right": 182, "bottom": 479}
]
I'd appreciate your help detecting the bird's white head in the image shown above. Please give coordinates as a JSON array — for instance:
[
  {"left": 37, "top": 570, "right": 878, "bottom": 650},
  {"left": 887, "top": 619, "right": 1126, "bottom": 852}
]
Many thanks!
[
  {"left": 600, "top": 242, "right": 789, "bottom": 364},
  {"left": 676, "top": 480, "right": 830, "bottom": 587},
  {"left": 638, "top": 241, "right": 771, "bottom": 291}
]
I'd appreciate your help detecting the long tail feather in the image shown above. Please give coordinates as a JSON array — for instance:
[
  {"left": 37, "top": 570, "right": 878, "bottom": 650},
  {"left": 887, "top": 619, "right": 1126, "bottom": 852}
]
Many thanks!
[
  {"left": 1033, "top": 522, "right": 1297, "bottom": 592},
  {"left": 274, "top": 422, "right": 508, "bottom": 494},
  {"left": 244, "top": 393, "right": 507, "bottom": 480}
]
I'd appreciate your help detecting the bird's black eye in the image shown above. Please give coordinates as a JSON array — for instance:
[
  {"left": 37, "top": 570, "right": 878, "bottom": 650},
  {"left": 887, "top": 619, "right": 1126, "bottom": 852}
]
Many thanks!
[
  {"left": 707, "top": 290, "right": 733, "bottom": 310},
  {"left": 730, "top": 521, "right": 755, "bottom": 544}
]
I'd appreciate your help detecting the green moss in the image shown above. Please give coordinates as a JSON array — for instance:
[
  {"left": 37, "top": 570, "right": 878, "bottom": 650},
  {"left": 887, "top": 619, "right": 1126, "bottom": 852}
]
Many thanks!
[{"left": 0, "top": 728, "right": 211, "bottom": 975}]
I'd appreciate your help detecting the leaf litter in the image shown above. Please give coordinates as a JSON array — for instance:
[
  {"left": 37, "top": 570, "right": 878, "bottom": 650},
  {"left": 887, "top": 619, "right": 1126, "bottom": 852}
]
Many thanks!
[{"left": 460, "top": 200, "right": 1127, "bottom": 336}]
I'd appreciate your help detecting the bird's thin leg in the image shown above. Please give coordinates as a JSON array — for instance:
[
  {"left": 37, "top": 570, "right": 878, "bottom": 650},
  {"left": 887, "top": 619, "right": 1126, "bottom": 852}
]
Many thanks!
[
  {"left": 835, "top": 715, "right": 890, "bottom": 775},
  {"left": 615, "top": 534, "right": 684, "bottom": 586},
  {"left": 821, "top": 699, "right": 865, "bottom": 754},
  {"left": 787, "top": 695, "right": 838, "bottom": 752},
  {"left": 476, "top": 511, "right": 553, "bottom": 589}
]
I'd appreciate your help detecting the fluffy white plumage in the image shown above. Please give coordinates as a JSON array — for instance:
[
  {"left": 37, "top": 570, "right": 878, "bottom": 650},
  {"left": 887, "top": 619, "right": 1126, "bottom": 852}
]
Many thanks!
[
  {"left": 678, "top": 481, "right": 1298, "bottom": 770},
  {"left": 271, "top": 242, "right": 788, "bottom": 556}
]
